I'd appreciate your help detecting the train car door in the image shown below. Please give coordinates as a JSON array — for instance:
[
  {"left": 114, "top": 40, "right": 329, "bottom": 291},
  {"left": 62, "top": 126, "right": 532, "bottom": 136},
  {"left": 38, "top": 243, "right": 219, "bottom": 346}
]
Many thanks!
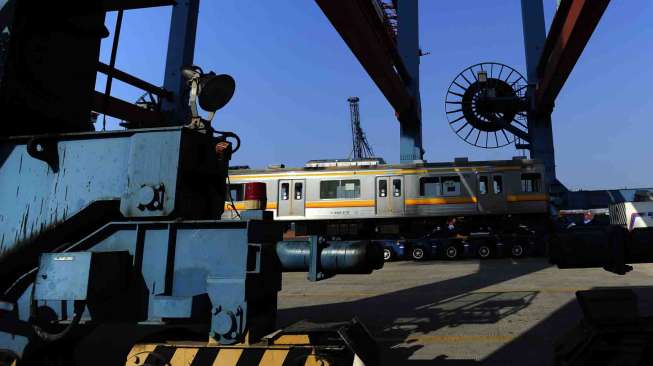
[
  {"left": 476, "top": 174, "right": 507, "bottom": 214},
  {"left": 277, "top": 179, "right": 305, "bottom": 217},
  {"left": 376, "top": 176, "right": 405, "bottom": 215}
]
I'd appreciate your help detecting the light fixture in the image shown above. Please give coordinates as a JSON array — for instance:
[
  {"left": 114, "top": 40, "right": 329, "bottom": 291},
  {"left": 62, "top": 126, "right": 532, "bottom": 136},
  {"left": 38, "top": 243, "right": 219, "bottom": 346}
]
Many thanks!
[{"left": 182, "top": 65, "right": 236, "bottom": 126}]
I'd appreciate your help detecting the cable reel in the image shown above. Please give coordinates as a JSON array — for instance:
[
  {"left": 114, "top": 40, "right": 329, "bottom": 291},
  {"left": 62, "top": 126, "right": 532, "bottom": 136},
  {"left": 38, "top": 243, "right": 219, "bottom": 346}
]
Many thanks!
[{"left": 445, "top": 62, "right": 530, "bottom": 149}]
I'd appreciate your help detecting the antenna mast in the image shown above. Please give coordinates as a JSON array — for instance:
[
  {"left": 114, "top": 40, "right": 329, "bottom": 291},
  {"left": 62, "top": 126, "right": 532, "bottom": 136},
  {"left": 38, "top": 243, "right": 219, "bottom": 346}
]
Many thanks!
[{"left": 348, "top": 97, "right": 375, "bottom": 159}]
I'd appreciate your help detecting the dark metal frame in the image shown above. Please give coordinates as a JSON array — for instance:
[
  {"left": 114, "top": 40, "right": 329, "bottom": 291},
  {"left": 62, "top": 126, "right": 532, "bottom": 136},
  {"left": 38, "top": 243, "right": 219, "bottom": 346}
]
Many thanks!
[{"left": 94, "top": 0, "right": 200, "bottom": 128}]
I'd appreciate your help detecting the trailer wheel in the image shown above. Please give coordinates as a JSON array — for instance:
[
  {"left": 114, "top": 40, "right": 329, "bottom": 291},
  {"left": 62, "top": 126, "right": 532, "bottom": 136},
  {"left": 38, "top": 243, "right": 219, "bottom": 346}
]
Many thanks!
[
  {"left": 412, "top": 247, "right": 425, "bottom": 261},
  {"left": 383, "top": 248, "right": 394, "bottom": 261},
  {"left": 478, "top": 245, "right": 491, "bottom": 259},
  {"left": 445, "top": 245, "right": 458, "bottom": 259},
  {"left": 511, "top": 244, "right": 525, "bottom": 257}
]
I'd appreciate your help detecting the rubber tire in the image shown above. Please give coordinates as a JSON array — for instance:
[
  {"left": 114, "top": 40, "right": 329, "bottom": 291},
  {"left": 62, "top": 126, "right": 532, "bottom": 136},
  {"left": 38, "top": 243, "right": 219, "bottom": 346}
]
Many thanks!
[
  {"left": 511, "top": 244, "right": 525, "bottom": 258},
  {"left": 383, "top": 248, "right": 393, "bottom": 261},
  {"left": 445, "top": 245, "right": 458, "bottom": 259},
  {"left": 412, "top": 247, "right": 425, "bottom": 261},
  {"left": 478, "top": 245, "right": 491, "bottom": 259}
]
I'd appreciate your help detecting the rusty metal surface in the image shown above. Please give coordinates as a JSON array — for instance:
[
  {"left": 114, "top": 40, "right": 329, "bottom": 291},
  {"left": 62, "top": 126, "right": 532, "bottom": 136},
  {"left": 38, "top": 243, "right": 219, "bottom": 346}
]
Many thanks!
[
  {"left": 535, "top": 0, "right": 611, "bottom": 113},
  {"left": 315, "top": 0, "right": 414, "bottom": 118}
]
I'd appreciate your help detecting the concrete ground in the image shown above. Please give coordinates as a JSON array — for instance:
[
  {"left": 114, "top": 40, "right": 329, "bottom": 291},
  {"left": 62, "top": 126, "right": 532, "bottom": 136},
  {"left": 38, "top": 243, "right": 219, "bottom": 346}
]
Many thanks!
[{"left": 277, "top": 258, "right": 653, "bottom": 365}]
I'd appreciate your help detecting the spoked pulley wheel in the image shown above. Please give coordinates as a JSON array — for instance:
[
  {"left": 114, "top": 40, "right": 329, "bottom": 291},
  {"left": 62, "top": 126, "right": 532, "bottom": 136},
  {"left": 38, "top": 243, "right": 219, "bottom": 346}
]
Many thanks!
[{"left": 445, "top": 62, "right": 529, "bottom": 149}]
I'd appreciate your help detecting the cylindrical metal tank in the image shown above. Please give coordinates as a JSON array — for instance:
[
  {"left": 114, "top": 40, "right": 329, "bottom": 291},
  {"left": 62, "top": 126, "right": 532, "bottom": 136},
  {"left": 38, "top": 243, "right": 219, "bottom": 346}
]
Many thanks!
[{"left": 276, "top": 240, "right": 384, "bottom": 274}]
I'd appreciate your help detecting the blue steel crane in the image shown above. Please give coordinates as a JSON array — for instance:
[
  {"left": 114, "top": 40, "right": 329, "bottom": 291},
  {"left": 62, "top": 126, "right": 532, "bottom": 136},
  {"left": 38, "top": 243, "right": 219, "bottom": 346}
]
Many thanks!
[
  {"left": 441, "top": 1, "right": 610, "bottom": 196},
  {"left": 0, "top": 0, "right": 621, "bottom": 364},
  {"left": 317, "top": 0, "right": 610, "bottom": 196},
  {"left": 316, "top": 0, "right": 424, "bottom": 163},
  {"left": 0, "top": 1, "right": 382, "bottom": 365}
]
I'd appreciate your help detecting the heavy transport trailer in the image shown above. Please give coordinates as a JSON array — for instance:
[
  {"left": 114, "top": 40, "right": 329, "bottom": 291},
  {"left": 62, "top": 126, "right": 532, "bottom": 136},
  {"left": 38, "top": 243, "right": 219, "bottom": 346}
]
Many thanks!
[
  {"left": 224, "top": 158, "right": 552, "bottom": 252},
  {"left": 376, "top": 228, "right": 539, "bottom": 262}
]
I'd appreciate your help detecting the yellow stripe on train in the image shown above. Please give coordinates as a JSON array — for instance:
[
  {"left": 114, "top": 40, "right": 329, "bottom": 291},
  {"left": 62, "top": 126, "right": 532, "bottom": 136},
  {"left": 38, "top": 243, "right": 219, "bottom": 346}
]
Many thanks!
[
  {"left": 506, "top": 194, "right": 548, "bottom": 202},
  {"left": 405, "top": 197, "right": 477, "bottom": 205},
  {"left": 225, "top": 194, "right": 547, "bottom": 212},
  {"left": 225, "top": 202, "right": 277, "bottom": 211},
  {"left": 305, "top": 200, "right": 375, "bottom": 208}
]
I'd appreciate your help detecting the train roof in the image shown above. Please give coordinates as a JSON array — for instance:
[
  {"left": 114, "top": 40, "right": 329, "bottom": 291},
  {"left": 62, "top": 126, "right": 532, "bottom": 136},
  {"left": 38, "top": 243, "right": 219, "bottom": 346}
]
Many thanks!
[{"left": 229, "top": 157, "right": 543, "bottom": 175}]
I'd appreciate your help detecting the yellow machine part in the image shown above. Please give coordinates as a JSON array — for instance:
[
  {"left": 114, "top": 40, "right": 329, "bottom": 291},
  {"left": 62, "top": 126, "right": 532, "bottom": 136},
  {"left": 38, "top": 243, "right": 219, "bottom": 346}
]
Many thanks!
[
  {"left": 125, "top": 334, "right": 357, "bottom": 366},
  {"left": 0, "top": 352, "right": 18, "bottom": 366}
]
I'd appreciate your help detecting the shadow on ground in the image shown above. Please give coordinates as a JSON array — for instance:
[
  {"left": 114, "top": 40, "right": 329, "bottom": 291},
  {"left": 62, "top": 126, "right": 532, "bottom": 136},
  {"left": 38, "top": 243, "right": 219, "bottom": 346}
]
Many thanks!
[
  {"left": 278, "top": 258, "right": 551, "bottom": 365},
  {"left": 279, "top": 259, "right": 653, "bottom": 365}
]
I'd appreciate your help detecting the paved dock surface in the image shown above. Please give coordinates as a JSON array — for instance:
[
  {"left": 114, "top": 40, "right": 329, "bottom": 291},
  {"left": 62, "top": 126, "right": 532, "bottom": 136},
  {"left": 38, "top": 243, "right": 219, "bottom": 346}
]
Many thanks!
[{"left": 278, "top": 258, "right": 653, "bottom": 365}]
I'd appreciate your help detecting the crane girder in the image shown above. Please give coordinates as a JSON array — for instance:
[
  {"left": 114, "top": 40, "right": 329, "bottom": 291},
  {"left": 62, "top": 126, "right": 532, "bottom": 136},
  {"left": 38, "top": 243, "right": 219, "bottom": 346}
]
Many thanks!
[
  {"left": 315, "top": 0, "right": 415, "bottom": 119},
  {"left": 535, "top": 0, "right": 610, "bottom": 114}
]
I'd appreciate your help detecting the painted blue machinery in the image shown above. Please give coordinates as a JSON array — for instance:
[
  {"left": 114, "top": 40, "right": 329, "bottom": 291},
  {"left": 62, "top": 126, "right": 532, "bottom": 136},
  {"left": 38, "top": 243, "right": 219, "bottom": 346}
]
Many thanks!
[
  {"left": 0, "top": 114, "right": 382, "bottom": 365},
  {"left": 0, "top": 113, "right": 382, "bottom": 366},
  {"left": 0, "top": 2, "right": 382, "bottom": 364}
]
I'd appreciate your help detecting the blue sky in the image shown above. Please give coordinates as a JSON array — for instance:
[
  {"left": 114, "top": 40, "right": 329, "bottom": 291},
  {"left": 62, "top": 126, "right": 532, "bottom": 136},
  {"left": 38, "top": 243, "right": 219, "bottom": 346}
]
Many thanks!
[{"left": 96, "top": 1, "right": 652, "bottom": 190}]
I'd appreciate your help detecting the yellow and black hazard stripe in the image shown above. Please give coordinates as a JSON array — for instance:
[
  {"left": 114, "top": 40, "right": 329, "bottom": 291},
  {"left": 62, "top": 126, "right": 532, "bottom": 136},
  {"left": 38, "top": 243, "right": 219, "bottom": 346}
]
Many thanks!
[{"left": 126, "top": 344, "right": 345, "bottom": 366}]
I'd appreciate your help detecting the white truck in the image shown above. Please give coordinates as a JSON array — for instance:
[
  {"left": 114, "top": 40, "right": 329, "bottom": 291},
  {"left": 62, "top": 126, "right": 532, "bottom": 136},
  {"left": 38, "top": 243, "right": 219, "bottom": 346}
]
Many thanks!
[{"left": 609, "top": 190, "right": 653, "bottom": 230}]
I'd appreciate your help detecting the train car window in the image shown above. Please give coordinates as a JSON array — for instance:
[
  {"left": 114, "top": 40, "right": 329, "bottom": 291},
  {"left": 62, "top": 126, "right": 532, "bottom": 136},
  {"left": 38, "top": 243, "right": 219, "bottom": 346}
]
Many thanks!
[
  {"left": 320, "top": 180, "right": 361, "bottom": 199},
  {"left": 379, "top": 180, "right": 387, "bottom": 197},
  {"left": 281, "top": 183, "right": 289, "bottom": 200},
  {"left": 393, "top": 179, "right": 402, "bottom": 197},
  {"left": 441, "top": 176, "right": 461, "bottom": 196},
  {"left": 479, "top": 176, "right": 488, "bottom": 195},
  {"left": 521, "top": 173, "right": 541, "bottom": 192},
  {"left": 493, "top": 176, "right": 503, "bottom": 194},
  {"left": 340, "top": 180, "right": 361, "bottom": 199},
  {"left": 294, "top": 182, "right": 303, "bottom": 200},
  {"left": 320, "top": 180, "right": 339, "bottom": 199},
  {"left": 227, "top": 184, "right": 244, "bottom": 201},
  {"left": 419, "top": 177, "right": 441, "bottom": 196}
]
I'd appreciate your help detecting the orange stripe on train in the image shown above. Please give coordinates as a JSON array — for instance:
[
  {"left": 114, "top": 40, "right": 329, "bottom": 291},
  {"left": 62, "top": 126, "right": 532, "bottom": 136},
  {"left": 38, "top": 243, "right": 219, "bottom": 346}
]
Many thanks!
[
  {"left": 406, "top": 197, "right": 477, "bottom": 205},
  {"left": 224, "top": 202, "right": 277, "bottom": 211},
  {"left": 305, "top": 200, "right": 375, "bottom": 208},
  {"left": 225, "top": 194, "right": 547, "bottom": 212},
  {"left": 506, "top": 194, "right": 548, "bottom": 202}
]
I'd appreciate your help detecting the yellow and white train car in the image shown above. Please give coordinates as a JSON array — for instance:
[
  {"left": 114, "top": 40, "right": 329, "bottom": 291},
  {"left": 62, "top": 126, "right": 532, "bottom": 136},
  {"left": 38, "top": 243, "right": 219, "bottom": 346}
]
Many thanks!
[{"left": 224, "top": 158, "right": 549, "bottom": 237}]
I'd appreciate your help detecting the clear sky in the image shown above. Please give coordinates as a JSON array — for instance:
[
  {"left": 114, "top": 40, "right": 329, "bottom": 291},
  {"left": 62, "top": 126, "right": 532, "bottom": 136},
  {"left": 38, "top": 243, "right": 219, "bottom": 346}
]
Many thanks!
[{"left": 96, "top": 1, "right": 652, "bottom": 191}]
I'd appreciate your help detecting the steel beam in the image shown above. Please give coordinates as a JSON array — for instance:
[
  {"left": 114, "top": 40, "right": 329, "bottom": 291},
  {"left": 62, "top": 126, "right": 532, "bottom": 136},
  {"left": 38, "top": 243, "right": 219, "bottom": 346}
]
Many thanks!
[
  {"left": 535, "top": 0, "right": 610, "bottom": 113},
  {"left": 521, "top": 0, "right": 557, "bottom": 188},
  {"left": 396, "top": 0, "right": 423, "bottom": 162},
  {"left": 161, "top": 0, "right": 199, "bottom": 125},
  {"left": 102, "top": 0, "right": 176, "bottom": 11},
  {"left": 315, "top": 0, "right": 414, "bottom": 118},
  {"left": 92, "top": 91, "right": 164, "bottom": 124},
  {"left": 97, "top": 61, "right": 173, "bottom": 100}
]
